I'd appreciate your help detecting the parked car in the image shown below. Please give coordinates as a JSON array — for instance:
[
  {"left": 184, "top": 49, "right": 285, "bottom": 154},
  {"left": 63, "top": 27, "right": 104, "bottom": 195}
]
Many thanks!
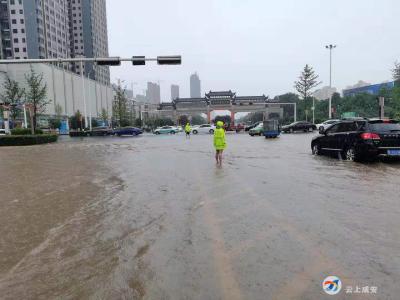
[
  {"left": 154, "top": 126, "right": 179, "bottom": 134},
  {"left": 311, "top": 119, "right": 400, "bottom": 161},
  {"left": 113, "top": 127, "right": 143, "bottom": 136},
  {"left": 249, "top": 123, "right": 263, "bottom": 136},
  {"left": 282, "top": 121, "right": 316, "bottom": 133},
  {"left": 225, "top": 123, "right": 245, "bottom": 132},
  {"left": 175, "top": 126, "right": 183, "bottom": 132},
  {"left": 89, "top": 126, "right": 113, "bottom": 136},
  {"left": 316, "top": 119, "right": 340, "bottom": 132},
  {"left": 0, "top": 129, "right": 6, "bottom": 136},
  {"left": 245, "top": 122, "right": 262, "bottom": 131},
  {"left": 192, "top": 124, "right": 216, "bottom": 134}
]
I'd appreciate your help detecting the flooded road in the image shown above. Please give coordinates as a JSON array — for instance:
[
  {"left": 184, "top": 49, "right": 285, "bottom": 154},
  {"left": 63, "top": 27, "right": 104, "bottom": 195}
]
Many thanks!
[{"left": 1, "top": 133, "right": 399, "bottom": 299}]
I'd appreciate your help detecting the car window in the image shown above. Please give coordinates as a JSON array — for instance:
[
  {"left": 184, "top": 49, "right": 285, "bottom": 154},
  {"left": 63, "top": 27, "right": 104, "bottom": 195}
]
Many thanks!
[
  {"left": 369, "top": 122, "right": 400, "bottom": 132},
  {"left": 326, "top": 124, "right": 340, "bottom": 133},
  {"left": 337, "top": 123, "right": 356, "bottom": 132}
]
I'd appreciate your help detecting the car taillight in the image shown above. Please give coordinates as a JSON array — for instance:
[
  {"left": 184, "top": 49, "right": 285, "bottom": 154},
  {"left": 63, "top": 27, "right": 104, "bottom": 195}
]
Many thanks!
[{"left": 360, "top": 132, "right": 380, "bottom": 140}]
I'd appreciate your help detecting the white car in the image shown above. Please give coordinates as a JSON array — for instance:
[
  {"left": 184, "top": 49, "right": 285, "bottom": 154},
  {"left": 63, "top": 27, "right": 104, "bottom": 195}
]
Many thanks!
[
  {"left": 192, "top": 124, "right": 216, "bottom": 134},
  {"left": 0, "top": 129, "right": 6, "bottom": 136},
  {"left": 316, "top": 119, "right": 340, "bottom": 132}
]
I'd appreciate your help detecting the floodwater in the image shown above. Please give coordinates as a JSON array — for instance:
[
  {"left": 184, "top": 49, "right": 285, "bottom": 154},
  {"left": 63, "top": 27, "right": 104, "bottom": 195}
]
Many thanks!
[{"left": 0, "top": 132, "right": 399, "bottom": 299}]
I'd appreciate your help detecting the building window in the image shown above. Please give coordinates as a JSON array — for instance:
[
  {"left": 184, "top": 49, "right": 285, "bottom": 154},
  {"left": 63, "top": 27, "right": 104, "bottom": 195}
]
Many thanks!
[
  {"left": 13, "top": 29, "right": 18, "bottom": 33},
  {"left": 21, "top": 29, "right": 24, "bottom": 33},
  {"left": 20, "top": 19, "right": 24, "bottom": 24},
  {"left": 13, "top": 38, "right": 18, "bottom": 43},
  {"left": 23, "top": 48, "right": 26, "bottom": 52},
  {"left": 14, "top": 48, "right": 20, "bottom": 53},
  {"left": 12, "top": 19, "right": 17, "bottom": 24},
  {"left": 19, "top": 9, "right": 23, "bottom": 14},
  {"left": 11, "top": 10, "right": 16, "bottom": 14}
]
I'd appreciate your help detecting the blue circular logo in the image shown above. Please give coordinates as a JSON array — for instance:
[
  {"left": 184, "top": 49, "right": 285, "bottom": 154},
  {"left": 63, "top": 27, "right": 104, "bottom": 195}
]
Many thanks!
[{"left": 322, "top": 276, "right": 342, "bottom": 295}]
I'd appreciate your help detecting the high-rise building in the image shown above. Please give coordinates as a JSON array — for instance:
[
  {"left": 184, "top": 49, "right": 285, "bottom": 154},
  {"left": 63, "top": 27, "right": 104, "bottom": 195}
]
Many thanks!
[
  {"left": 0, "top": 0, "right": 110, "bottom": 84},
  {"left": 146, "top": 82, "right": 161, "bottom": 104},
  {"left": 69, "top": 0, "right": 110, "bottom": 85},
  {"left": 190, "top": 72, "right": 201, "bottom": 98},
  {"left": 0, "top": 0, "right": 71, "bottom": 60},
  {"left": 171, "top": 84, "right": 179, "bottom": 100}
]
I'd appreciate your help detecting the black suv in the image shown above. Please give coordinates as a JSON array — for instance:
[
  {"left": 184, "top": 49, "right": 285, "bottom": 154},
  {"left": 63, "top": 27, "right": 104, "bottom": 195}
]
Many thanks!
[{"left": 311, "top": 119, "right": 400, "bottom": 161}]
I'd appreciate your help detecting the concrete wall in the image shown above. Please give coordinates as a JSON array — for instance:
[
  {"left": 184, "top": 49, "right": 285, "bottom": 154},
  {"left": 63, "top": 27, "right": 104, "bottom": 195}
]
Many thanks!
[{"left": 0, "top": 63, "right": 112, "bottom": 118}]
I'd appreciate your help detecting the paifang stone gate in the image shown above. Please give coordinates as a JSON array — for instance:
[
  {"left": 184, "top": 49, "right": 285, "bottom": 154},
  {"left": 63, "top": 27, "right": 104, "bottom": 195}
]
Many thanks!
[{"left": 156, "top": 90, "right": 296, "bottom": 124}]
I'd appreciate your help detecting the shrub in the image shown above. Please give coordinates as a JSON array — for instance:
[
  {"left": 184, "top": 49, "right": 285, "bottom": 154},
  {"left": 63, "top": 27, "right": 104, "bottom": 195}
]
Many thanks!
[
  {"left": 0, "top": 134, "right": 58, "bottom": 146},
  {"left": 11, "top": 128, "right": 43, "bottom": 135}
]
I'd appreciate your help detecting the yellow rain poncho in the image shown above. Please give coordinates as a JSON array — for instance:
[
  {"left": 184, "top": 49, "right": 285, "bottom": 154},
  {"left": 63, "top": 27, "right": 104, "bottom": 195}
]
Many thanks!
[
  {"left": 213, "top": 121, "right": 226, "bottom": 150},
  {"left": 185, "top": 123, "right": 191, "bottom": 133}
]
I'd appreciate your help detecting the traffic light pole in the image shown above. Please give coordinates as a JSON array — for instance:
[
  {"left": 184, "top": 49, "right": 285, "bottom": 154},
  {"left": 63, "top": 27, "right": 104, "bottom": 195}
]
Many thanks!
[
  {"left": 0, "top": 56, "right": 181, "bottom": 131},
  {"left": 0, "top": 56, "right": 181, "bottom": 65}
]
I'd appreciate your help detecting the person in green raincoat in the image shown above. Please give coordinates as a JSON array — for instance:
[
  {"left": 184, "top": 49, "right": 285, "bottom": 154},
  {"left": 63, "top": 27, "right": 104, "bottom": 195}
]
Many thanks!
[
  {"left": 213, "top": 121, "right": 226, "bottom": 165},
  {"left": 184, "top": 122, "right": 191, "bottom": 139}
]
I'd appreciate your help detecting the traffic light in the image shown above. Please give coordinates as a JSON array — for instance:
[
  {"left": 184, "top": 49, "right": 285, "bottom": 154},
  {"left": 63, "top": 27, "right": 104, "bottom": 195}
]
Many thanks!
[
  {"left": 157, "top": 56, "right": 181, "bottom": 65},
  {"left": 95, "top": 57, "right": 121, "bottom": 66},
  {"left": 132, "top": 56, "right": 146, "bottom": 65}
]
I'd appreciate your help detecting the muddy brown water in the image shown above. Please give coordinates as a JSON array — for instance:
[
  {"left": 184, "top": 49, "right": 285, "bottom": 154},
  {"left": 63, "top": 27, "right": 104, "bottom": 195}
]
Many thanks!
[{"left": 0, "top": 133, "right": 399, "bottom": 299}]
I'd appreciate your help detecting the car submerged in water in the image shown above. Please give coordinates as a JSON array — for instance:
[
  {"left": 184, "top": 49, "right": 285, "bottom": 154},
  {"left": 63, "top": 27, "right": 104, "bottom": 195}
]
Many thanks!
[
  {"left": 113, "top": 127, "right": 143, "bottom": 136},
  {"left": 311, "top": 119, "right": 400, "bottom": 161},
  {"left": 282, "top": 121, "right": 317, "bottom": 133},
  {"left": 154, "top": 126, "right": 179, "bottom": 134}
]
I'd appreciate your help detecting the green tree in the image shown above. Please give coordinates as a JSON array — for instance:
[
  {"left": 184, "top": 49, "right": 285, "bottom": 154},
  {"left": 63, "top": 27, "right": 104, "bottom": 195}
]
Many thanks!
[
  {"left": 178, "top": 115, "right": 189, "bottom": 125},
  {"left": 0, "top": 76, "right": 25, "bottom": 123},
  {"left": 294, "top": 65, "right": 322, "bottom": 100},
  {"left": 24, "top": 67, "right": 50, "bottom": 130},
  {"left": 112, "top": 81, "right": 129, "bottom": 127},
  {"left": 134, "top": 118, "right": 142, "bottom": 127},
  {"left": 294, "top": 65, "right": 321, "bottom": 121},
  {"left": 392, "top": 61, "right": 400, "bottom": 84},
  {"left": 100, "top": 108, "right": 109, "bottom": 123},
  {"left": 69, "top": 110, "right": 85, "bottom": 130},
  {"left": 191, "top": 114, "right": 207, "bottom": 125}
]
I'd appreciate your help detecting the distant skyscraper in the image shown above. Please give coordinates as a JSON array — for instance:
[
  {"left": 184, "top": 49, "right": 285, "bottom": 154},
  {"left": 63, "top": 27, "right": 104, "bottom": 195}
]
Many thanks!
[
  {"left": 146, "top": 82, "right": 161, "bottom": 104},
  {"left": 190, "top": 72, "right": 201, "bottom": 98},
  {"left": 69, "top": 0, "right": 110, "bottom": 84},
  {"left": 171, "top": 84, "right": 179, "bottom": 100}
]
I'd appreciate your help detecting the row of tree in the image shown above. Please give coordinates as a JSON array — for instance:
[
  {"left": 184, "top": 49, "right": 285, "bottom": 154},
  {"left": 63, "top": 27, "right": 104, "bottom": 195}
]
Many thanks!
[{"left": 0, "top": 68, "right": 49, "bottom": 131}]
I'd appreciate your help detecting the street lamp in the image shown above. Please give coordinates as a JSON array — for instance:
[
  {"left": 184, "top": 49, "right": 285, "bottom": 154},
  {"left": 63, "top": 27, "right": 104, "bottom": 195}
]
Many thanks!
[{"left": 325, "top": 44, "right": 337, "bottom": 119}]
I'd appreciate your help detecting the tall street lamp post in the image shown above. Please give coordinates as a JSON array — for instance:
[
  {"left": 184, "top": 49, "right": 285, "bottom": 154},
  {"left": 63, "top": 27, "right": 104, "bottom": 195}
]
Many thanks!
[{"left": 325, "top": 44, "right": 336, "bottom": 119}]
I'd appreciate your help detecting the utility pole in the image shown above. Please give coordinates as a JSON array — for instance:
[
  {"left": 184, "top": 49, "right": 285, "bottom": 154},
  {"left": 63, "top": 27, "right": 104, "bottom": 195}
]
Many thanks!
[{"left": 325, "top": 44, "right": 337, "bottom": 119}]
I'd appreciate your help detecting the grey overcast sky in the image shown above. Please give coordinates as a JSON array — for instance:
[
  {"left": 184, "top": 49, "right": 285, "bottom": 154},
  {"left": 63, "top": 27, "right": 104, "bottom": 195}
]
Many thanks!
[{"left": 107, "top": 0, "right": 399, "bottom": 101}]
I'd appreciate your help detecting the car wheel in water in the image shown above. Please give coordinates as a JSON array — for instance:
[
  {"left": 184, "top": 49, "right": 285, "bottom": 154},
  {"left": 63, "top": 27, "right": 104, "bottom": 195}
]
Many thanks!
[
  {"left": 290, "top": 128, "right": 294, "bottom": 133},
  {"left": 209, "top": 129, "right": 214, "bottom": 134},
  {"left": 171, "top": 131, "right": 176, "bottom": 134},
  {"left": 193, "top": 130, "right": 198, "bottom": 134},
  {"left": 155, "top": 132, "right": 160, "bottom": 135},
  {"left": 309, "top": 127, "right": 313, "bottom": 132},
  {"left": 345, "top": 147, "right": 356, "bottom": 161},
  {"left": 312, "top": 143, "right": 320, "bottom": 155}
]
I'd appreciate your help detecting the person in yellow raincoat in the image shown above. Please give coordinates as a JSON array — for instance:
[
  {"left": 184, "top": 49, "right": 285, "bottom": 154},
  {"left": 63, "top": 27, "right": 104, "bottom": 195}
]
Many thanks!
[
  {"left": 213, "top": 121, "right": 226, "bottom": 165},
  {"left": 184, "top": 123, "right": 191, "bottom": 139}
]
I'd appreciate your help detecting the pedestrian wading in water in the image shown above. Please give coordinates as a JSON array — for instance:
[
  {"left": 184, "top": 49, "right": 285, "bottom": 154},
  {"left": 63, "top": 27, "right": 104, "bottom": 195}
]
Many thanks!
[
  {"left": 185, "top": 122, "right": 191, "bottom": 139},
  {"left": 213, "top": 121, "right": 226, "bottom": 166}
]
